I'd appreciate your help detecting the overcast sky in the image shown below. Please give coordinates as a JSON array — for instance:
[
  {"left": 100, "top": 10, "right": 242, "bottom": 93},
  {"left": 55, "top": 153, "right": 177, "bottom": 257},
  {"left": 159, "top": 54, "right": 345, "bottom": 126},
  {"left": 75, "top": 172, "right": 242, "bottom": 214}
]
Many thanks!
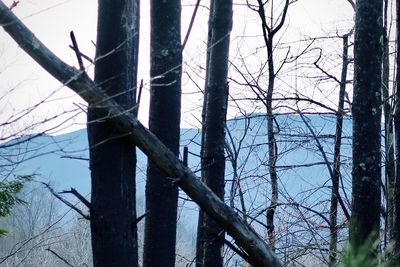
[{"left": 0, "top": 0, "right": 355, "bottom": 137}]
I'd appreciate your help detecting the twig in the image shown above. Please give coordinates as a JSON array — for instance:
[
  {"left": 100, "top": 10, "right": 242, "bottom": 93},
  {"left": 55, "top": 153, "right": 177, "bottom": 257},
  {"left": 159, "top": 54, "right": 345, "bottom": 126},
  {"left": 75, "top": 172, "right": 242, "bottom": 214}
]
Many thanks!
[
  {"left": 133, "top": 213, "right": 146, "bottom": 225},
  {"left": 9, "top": 1, "right": 19, "bottom": 10},
  {"left": 46, "top": 247, "right": 75, "bottom": 267},
  {"left": 42, "top": 182, "right": 90, "bottom": 220},
  {"left": 346, "top": 0, "right": 355, "bottom": 11},
  {"left": 182, "top": 0, "right": 201, "bottom": 50},
  {"left": 60, "top": 155, "right": 89, "bottom": 161},
  {"left": 70, "top": 30, "right": 85, "bottom": 70},
  {"left": 60, "top": 187, "right": 91, "bottom": 209},
  {"left": 134, "top": 79, "right": 143, "bottom": 117},
  {"left": 298, "top": 113, "right": 350, "bottom": 220},
  {"left": 224, "top": 238, "right": 252, "bottom": 264},
  {"left": 68, "top": 45, "right": 94, "bottom": 64}
]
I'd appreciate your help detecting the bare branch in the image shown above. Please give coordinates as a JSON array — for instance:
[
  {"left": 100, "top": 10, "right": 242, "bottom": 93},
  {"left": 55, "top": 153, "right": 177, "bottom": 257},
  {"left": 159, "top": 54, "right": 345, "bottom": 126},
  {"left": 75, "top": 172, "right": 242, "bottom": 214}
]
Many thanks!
[
  {"left": 68, "top": 44, "right": 94, "bottom": 64},
  {"left": 271, "top": 0, "right": 290, "bottom": 35},
  {"left": 42, "top": 182, "right": 90, "bottom": 220},
  {"left": 9, "top": 1, "right": 18, "bottom": 10},
  {"left": 298, "top": 113, "right": 350, "bottom": 220},
  {"left": 182, "top": 0, "right": 201, "bottom": 50},
  {"left": 133, "top": 213, "right": 146, "bottom": 225},
  {"left": 70, "top": 30, "right": 85, "bottom": 71},
  {"left": 60, "top": 187, "right": 91, "bottom": 209},
  {"left": 346, "top": 0, "right": 355, "bottom": 11},
  {"left": 46, "top": 247, "right": 74, "bottom": 267}
]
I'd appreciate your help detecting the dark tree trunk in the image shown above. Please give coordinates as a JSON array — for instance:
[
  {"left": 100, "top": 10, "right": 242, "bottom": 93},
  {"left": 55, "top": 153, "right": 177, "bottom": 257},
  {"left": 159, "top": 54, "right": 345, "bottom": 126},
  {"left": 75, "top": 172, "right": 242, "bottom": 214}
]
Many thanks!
[
  {"left": 265, "top": 34, "right": 278, "bottom": 251},
  {"left": 196, "top": 1, "right": 232, "bottom": 266},
  {"left": 88, "top": 1, "right": 140, "bottom": 266},
  {"left": 329, "top": 32, "right": 350, "bottom": 267},
  {"left": 350, "top": 0, "right": 382, "bottom": 258},
  {"left": 196, "top": 2, "right": 213, "bottom": 264},
  {"left": 256, "top": 0, "right": 289, "bottom": 251},
  {"left": 392, "top": 0, "right": 400, "bottom": 261},
  {"left": 143, "top": 1, "right": 182, "bottom": 266}
]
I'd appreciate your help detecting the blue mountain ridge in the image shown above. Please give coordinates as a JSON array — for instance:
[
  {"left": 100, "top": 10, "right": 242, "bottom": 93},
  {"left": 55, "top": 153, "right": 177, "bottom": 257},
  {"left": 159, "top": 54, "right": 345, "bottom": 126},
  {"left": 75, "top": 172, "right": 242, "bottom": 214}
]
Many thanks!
[{"left": 1, "top": 114, "right": 354, "bottom": 238}]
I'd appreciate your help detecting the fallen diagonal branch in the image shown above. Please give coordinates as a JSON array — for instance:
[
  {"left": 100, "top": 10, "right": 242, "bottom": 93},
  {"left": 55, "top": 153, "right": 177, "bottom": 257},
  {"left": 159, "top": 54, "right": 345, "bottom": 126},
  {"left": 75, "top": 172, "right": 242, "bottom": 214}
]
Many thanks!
[{"left": 0, "top": 3, "right": 281, "bottom": 266}]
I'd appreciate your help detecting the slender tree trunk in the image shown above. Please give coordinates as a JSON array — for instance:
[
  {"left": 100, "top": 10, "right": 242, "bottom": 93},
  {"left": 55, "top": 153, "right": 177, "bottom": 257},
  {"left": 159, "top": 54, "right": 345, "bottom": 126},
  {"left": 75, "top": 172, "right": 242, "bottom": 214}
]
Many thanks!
[
  {"left": 88, "top": 1, "right": 140, "bottom": 266},
  {"left": 196, "top": 1, "right": 232, "bottom": 266},
  {"left": 196, "top": 2, "right": 214, "bottom": 264},
  {"left": 329, "top": 32, "right": 350, "bottom": 267},
  {"left": 256, "top": 0, "right": 289, "bottom": 251},
  {"left": 143, "top": 1, "right": 182, "bottom": 266},
  {"left": 265, "top": 35, "right": 278, "bottom": 251},
  {"left": 382, "top": 0, "right": 395, "bottom": 247},
  {"left": 392, "top": 0, "right": 400, "bottom": 261},
  {"left": 350, "top": 0, "right": 382, "bottom": 258}
]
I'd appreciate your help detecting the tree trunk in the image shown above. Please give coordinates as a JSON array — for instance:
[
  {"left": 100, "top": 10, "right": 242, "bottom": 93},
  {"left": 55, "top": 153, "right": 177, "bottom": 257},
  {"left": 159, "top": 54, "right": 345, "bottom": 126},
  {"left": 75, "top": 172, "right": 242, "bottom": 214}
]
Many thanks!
[
  {"left": 88, "top": 1, "right": 140, "bottom": 266},
  {"left": 329, "top": 32, "right": 350, "bottom": 267},
  {"left": 196, "top": 2, "right": 213, "bottom": 264},
  {"left": 392, "top": 0, "right": 400, "bottom": 261},
  {"left": 382, "top": 0, "right": 395, "bottom": 247},
  {"left": 143, "top": 1, "right": 182, "bottom": 266},
  {"left": 350, "top": 0, "right": 382, "bottom": 258},
  {"left": 265, "top": 35, "right": 278, "bottom": 252},
  {"left": 256, "top": 0, "right": 290, "bottom": 251},
  {"left": 196, "top": 1, "right": 232, "bottom": 266}
]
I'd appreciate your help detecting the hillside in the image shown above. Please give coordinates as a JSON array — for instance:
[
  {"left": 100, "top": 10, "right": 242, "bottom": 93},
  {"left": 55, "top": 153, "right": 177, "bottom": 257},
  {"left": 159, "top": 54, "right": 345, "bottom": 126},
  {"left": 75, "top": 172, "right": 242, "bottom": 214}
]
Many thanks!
[{"left": 0, "top": 113, "right": 354, "bottom": 265}]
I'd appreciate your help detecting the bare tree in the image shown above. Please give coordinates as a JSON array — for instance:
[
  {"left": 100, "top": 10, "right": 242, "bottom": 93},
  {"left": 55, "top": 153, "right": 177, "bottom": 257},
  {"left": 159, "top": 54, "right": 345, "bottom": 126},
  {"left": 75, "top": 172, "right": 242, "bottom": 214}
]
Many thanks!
[
  {"left": 350, "top": 0, "right": 382, "bottom": 260},
  {"left": 87, "top": 1, "right": 140, "bottom": 266},
  {"left": 252, "top": 0, "right": 291, "bottom": 251},
  {"left": 143, "top": 1, "right": 182, "bottom": 266},
  {"left": 195, "top": 0, "right": 232, "bottom": 266}
]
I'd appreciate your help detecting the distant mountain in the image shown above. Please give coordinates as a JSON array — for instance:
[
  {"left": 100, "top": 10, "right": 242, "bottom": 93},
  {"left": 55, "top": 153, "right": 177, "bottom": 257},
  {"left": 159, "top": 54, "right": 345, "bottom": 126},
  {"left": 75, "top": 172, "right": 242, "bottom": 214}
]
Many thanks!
[
  {"left": 3, "top": 113, "right": 352, "bottom": 190},
  {"left": 1, "top": 113, "right": 354, "bottom": 237}
]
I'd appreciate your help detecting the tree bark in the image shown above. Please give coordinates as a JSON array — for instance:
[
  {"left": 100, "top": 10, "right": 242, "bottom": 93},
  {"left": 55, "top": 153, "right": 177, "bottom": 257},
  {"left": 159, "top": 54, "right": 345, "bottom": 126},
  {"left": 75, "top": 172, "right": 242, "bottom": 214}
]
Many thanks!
[
  {"left": 196, "top": 1, "right": 232, "bottom": 266},
  {"left": 392, "top": 0, "right": 400, "bottom": 261},
  {"left": 143, "top": 1, "right": 181, "bottom": 266},
  {"left": 88, "top": 1, "right": 140, "bottom": 266},
  {"left": 329, "top": 32, "right": 350, "bottom": 267},
  {"left": 0, "top": 3, "right": 282, "bottom": 266},
  {"left": 350, "top": 0, "right": 382, "bottom": 258}
]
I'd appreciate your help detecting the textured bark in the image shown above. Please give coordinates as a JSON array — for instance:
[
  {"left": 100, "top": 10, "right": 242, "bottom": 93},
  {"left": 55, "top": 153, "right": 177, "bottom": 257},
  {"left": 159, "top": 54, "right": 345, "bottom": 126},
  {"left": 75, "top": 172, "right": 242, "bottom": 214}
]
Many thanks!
[
  {"left": 393, "top": 0, "right": 400, "bottom": 260},
  {"left": 350, "top": 0, "right": 382, "bottom": 257},
  {"left": 196, "top": 1, "right": 232, "bottom": 266},
  {"left": 196, "top": 3, "right": 213, "bottom": 264},
  {"left": 143, "top": 1, "right": 181, "bottom": 266},
  {"left": 0, "top": 3, "right": 282, "bottom": 266},
  {"left": 329, "top": 33, "right": 350, "bottom": 267},
  {"left": 86, "top": 1, "right": 140, "bottom": 266}
]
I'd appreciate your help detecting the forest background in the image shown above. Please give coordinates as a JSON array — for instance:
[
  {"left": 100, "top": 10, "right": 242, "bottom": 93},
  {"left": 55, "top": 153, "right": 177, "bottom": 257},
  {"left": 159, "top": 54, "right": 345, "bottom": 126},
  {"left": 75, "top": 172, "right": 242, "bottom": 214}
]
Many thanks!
[{"left": 0, "top": 0, "right": 396, "bottom": 267}]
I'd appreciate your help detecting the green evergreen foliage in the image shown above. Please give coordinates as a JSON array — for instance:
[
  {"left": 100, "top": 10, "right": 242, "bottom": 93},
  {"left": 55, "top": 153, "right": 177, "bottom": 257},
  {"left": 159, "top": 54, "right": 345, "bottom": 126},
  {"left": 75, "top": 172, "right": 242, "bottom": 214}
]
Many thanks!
[
  {"left": 0, "top": 175, "right": 31, "bottom": 236},
  {"left": 342, "top": 239, "right": 400, "bottom": 267}
]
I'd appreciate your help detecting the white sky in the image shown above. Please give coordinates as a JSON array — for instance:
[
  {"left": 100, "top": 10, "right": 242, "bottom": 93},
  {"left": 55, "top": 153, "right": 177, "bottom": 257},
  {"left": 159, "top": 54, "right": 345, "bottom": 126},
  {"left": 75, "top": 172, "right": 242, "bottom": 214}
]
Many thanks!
[{"left": 0, "top": 0, "right": 355, "bottom": 137}]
